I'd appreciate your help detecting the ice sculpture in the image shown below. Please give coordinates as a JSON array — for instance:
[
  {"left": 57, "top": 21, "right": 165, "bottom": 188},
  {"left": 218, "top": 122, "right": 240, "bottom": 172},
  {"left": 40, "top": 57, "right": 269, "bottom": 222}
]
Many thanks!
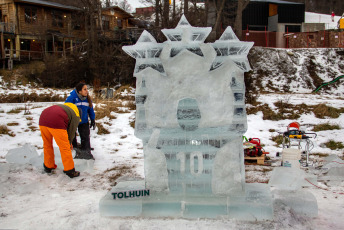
[
  {"left": 269, "top": 167, "right": 317, "bottom": 190},
  {"left": 5, "top": 144, "right": 94, "bottom": 173},
  {"left": 269, "top": 167, "right": 318, "bottom": 217},
  {"left": 100, "top": 15, "right": 275, "bottom": 219},
  {"left": 319, "top": 155, "right": 344, "bottom": 185},
  {"left": 273, "top": 189, "right": 318, "bottom": 217},
  {"left": 6, "top": 143, "right": 39, "bottom": 164}
]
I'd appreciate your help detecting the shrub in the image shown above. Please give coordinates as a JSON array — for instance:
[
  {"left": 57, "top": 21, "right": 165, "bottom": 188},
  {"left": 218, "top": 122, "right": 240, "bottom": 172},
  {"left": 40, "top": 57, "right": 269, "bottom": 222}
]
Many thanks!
[
  {"left": 7, "top": 122, "right": 19, "bottom": 126},
  {"left": 94, "top": 101, "right": 120, "bottom": 120},
  {"left": 312, "top": 104, "right": 343, "bottom": 119},
  {"left": 324, "top": 140, "right": 344, "bottom": 150},
  {"left": 96, "top": 123, "right": 110, "bottom": 135},
  {"left": 7, "top": 107, "right": 24, "bottom": 114},
  {"left": 129, "top": 120, "right": 135, "bottom": 129},
  {"left": 125, "top": 101, "right": 136, "bottom": 110},
  {"left": 113, "top": 85, "right": 135, "bottom": 101},
  {"left": 312, "top": 123, "right": 341, "bottom": 132},
  {"left": 0, "top": 93, "right": 67, "bottom": 103},
  {"left": 271, "top": 135, "right": 284, "bottom": 147},
  {"left": 0, "top": 125, "right": 16, "bottom": 137}
]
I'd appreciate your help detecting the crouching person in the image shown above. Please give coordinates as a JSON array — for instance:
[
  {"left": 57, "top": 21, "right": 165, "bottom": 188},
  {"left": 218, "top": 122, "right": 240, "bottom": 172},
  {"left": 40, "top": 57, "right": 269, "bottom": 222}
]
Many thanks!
[{"left": 39, "top": 103, "right": 81, "bottom": 178}]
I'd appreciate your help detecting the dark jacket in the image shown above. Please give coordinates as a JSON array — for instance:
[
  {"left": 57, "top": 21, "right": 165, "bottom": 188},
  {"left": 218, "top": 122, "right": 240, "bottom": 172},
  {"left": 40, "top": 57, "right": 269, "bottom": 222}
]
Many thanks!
[
  {"left": 65, "top": 89, "right": 95, "bottom": 124},
  {"left": 39, "top": 103, "right": 80, "bottom": 144}
]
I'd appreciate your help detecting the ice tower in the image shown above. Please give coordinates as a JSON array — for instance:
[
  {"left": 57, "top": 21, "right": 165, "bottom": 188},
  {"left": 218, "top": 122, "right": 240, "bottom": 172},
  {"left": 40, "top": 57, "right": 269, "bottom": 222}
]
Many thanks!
[{"left": 100, "top": 16, "right": 273, "bottom": 220}]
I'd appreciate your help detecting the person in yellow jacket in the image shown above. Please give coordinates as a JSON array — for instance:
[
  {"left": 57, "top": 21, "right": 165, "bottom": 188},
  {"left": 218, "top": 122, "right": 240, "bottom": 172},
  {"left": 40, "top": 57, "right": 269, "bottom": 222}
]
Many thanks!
[{"left": 39, "top": 103, "right": 81, "bottom": 178}]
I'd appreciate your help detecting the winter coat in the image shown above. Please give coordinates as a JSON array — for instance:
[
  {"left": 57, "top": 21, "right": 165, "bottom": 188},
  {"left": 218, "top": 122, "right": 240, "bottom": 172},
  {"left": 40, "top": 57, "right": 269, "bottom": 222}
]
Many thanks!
[
  {"left": 65, "top": 89, "right": 96, "bottom": 124},
  {"left": 39, "top": 103, "right": 81, "bottom": 144}
]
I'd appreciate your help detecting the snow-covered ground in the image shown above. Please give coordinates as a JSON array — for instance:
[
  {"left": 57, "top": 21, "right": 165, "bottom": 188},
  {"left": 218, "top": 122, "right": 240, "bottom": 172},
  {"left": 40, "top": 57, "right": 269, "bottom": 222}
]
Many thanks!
[{"left": 0, "top": 82, "right": 343, "bottom": 229}]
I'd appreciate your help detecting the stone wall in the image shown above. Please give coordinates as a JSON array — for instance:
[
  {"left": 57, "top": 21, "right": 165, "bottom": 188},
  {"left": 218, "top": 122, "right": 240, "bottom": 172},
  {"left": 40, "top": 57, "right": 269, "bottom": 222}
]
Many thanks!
[{"left": 288, "top": 31, "right": 344, "bottom": 48}]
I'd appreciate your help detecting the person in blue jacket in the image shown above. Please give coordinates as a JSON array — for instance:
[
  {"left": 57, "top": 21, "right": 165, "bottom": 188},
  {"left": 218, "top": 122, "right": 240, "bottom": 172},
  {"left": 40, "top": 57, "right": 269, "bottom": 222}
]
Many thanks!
[{"left": 65, "top": 82, "right": 96, "bottom": 160}]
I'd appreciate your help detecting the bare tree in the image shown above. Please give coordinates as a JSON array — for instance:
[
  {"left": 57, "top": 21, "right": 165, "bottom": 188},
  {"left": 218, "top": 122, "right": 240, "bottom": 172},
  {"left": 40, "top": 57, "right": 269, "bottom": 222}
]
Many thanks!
[
  {"left": 155, "top": 0, "right": 161, "bottom": 26},
  {"left": 173, "top": 0, "right": 176, "bottom": 19},
  {"left": 114, "top": 0, "right": 132, "bottom": 12},
  {"left": 212, "top": 0, "right": 250, "bottom": 39},
  {"left": 184, "top": 0, "right": 189, "bottom": 16},
  {"left": 204, "top": 0, "right": 209, "bottom": 26},
  {"left": 234, "top": 0, "right": 250, "bottom": 39},
  {"left": 162, "top": 0, "right": 169, "bottom": 28},
  {"left": 105, "top": 0, "right": 111, "bottom": 7},
  {"left": 213, "top": 0, "right": 226, "bottom": 38}
]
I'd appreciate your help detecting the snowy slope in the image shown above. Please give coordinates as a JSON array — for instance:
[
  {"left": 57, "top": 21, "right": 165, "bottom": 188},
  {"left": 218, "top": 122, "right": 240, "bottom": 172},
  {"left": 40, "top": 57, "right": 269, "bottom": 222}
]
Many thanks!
[{"left": 248, "top": 47, "right": 344, "bottom": 96}]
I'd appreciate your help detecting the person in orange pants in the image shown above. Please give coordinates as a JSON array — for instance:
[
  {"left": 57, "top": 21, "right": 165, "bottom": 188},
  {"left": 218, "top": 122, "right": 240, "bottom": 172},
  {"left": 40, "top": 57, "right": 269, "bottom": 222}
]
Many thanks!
[{"left": 39, "top": 103, "right": 81, "bottom": 178}]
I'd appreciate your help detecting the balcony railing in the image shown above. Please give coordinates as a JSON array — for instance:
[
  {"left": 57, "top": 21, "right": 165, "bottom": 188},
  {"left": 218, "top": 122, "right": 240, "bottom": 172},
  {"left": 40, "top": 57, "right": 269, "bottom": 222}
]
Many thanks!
[{"left": 0, "top": 22, "right": 15, "bottom": 33}]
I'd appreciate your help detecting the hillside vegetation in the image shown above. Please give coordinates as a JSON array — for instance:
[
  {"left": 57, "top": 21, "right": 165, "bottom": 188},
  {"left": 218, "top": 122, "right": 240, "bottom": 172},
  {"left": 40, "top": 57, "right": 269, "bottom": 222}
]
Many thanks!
[{"left": 246, "top": 47, "right": 344, "bottom": 96}]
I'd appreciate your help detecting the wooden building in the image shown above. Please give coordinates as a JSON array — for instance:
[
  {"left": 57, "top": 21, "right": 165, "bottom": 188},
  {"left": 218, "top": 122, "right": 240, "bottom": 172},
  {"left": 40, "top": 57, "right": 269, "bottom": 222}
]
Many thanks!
[
  {"left": 0, "top": 0, "right": 135, "bottom": 61},
  {"left": 242, "top": 0, "right": 305, "bottom": 48},
  {"left": 135, "top": 6, "right": 154, "bottom": 17},
  {"left": 99, "top": 6, "right": 134, "bottom": 41},
  {"left": 0, "top": 0, "right": 85, "bottom": 60}
]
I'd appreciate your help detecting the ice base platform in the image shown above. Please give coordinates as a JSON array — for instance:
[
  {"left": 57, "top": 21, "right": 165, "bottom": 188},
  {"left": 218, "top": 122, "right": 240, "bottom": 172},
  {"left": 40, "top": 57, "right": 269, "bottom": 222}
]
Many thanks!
[{"left": 99, "top": 181, "right": 273, "bottom": 220}]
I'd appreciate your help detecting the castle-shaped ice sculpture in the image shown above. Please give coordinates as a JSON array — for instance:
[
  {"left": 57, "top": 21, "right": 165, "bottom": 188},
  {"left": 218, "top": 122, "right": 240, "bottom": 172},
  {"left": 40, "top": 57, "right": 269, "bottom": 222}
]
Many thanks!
[{"left": 99, "top": 16, "right": 274, "bottom": 220}]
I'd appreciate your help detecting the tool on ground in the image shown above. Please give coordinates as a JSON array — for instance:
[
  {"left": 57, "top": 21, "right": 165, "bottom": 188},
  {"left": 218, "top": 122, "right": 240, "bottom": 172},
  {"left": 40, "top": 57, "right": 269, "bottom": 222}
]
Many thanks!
[
  {"left": 279, "top": 122, "right": 317, "bottom": 167},
  {"left": 282, "top": 122, "right": 317, "bottom": 140},
  {"left": 243, "top": 137, "right": 269, "bottom": 157}
]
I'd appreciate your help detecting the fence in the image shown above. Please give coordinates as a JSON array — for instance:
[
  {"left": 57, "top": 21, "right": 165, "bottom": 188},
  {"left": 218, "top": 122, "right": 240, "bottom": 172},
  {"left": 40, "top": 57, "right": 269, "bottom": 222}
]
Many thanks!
[
  {"left": 243, "top": 30, "right": 279, "bottom": 48},
  {"left": 242, "top": 30, "right": 344, "bottom": 48},
  {"left": 287, "top": 31, "right": 344, "bottom": 48}
]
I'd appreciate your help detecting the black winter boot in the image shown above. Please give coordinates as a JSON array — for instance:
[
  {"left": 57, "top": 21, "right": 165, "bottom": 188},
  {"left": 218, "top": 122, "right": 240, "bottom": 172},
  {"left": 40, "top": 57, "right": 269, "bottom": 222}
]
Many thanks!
[
  {"left": 43, "top": 164, "right": 56, "bottom": 173},
  {"left": 84, "top": 152, "right": 95, "bottom": 160},
  {"left": 74, "top": 149, "right": 94, "bottom": 160},
  {"left": 63, "top": 168, "right": 80, "bottom": 178}
]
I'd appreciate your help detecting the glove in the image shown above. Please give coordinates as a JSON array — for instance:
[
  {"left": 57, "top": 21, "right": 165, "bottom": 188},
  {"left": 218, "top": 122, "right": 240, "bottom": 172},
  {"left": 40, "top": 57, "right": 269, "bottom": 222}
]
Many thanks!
[{"left": 90, "top": 119, "right": 96, "bottom": 130}]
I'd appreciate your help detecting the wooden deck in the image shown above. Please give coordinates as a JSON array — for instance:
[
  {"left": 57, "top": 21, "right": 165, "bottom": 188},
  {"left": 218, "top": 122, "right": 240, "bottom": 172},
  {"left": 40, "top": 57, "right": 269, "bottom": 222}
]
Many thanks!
[{"left": 244, "top": 155, "right": 266, "bottom": 165}]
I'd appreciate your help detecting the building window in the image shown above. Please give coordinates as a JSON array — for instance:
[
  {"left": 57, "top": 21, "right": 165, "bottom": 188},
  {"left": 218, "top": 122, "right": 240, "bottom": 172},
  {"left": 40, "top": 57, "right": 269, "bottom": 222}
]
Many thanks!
[
  {"left": 72, "top": 14, "right": 83, "bottom": 30},
  {"left": 25, "top": 7, "right": 37, "bottom": 24},
  {"left": 52, "top": 10, "right": 63, "bottom": 27},
  {"left": 285, "top": 25, "right": 301, "bottom": 33},
  {"left": 117, "top": 19, "right": 122, "bottom": 28},
  {"left": 20, "top": 39, "right": 31, "bottom": 51},
  {"left": 102, "top": 16, "right": 109, "bottom": 30}
]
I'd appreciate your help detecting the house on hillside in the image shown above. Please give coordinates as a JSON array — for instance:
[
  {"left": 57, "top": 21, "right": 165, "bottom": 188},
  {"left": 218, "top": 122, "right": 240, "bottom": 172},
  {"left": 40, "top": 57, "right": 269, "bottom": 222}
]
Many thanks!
[
  {"left": 0, "top": 0, "right": 137, "bottom": 62},
  {"left": 0, "top": 0, "right": 84, "bottom": 60},
  {"left": 99, "top": 6, "right": 134, "bottom": 41},
  {"left": 135, "top": 6, "right": 154, "bottom": 17},
  {"left": 242, "top": 0, "right": 305, "bottom": 47}
]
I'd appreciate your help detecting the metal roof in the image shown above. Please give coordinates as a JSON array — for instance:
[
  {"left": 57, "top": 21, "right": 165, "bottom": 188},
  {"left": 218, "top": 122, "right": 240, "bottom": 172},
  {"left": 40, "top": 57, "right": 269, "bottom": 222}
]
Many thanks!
[
  {"left": 14, "top": 0, "right": 81, "bottom": 11},
  {"left": 250, "top": 0, "right": 304, "bottom": 4}
]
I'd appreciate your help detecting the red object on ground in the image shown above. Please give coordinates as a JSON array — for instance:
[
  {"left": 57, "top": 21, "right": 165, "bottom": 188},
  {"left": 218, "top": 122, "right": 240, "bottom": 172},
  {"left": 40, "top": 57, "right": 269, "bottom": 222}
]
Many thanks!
[
  {"left": 287, "top": 122, "right": 300, "bottom": 131},
  {"left": 245, "top": 138, "right": 265, "bottom": 157}
]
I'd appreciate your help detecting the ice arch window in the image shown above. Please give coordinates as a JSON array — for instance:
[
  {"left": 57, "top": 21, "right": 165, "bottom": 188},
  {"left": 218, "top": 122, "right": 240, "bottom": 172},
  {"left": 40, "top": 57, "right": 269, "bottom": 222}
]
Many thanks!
[{"left": 177, "top": 98, "right": 201, "bottom": 131}]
